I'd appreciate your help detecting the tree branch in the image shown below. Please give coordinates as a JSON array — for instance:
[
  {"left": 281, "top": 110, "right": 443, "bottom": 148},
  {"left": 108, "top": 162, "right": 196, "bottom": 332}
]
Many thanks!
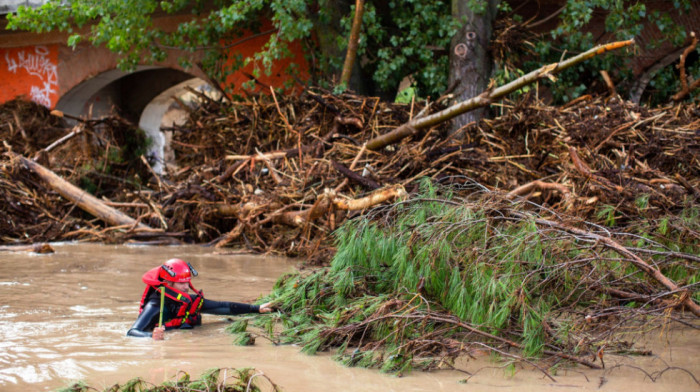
[{"left": 366, "top": 39, "right": 634, "bottom": 151}]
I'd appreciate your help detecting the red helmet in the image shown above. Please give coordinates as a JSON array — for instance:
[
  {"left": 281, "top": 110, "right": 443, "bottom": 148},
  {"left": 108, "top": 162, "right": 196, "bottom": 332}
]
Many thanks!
[{"left": 159, "top": 258, "right": 198, "bottom": 283}]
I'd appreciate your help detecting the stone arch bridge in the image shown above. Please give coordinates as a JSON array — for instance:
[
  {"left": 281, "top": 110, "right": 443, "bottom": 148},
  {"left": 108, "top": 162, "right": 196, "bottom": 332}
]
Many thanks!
[
  {"left": 0, "top": 1, "right": 308, "bottom": 171},
  {"left": 1, "top": 1, "right": 698, "bottom": 170}
]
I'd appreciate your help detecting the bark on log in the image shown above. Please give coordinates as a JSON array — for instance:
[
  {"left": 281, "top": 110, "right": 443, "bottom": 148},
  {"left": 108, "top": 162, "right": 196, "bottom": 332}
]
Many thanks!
[
  {"left": 275, "top": 194, "right": 332, "bottom": 227},
  {"left": 14, "top": 153, "right": 152, "bottom": 230},
  {"left": 366, "top": 39, "right": 634, "bottom": 151},
  {"left": 447, "top": 0, "right": 499, "bottom": 133},
  {"left": 333, "top": 185, "right": 406, "bottom": 210},
  {"left": 270, "top": 186, "right": 406, "bottom": 228}
]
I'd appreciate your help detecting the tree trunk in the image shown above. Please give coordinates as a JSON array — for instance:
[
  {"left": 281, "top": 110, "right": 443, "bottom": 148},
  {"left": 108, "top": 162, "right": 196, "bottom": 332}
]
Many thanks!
[
  {"left": 340, "top": 0, "right": 365, "bottom": 87},
  {"left": 448, "top": 0, "right": 499, "bottom": 134},
  {"left": 312, "top": 0, "right": 354, "bottom": 84}
]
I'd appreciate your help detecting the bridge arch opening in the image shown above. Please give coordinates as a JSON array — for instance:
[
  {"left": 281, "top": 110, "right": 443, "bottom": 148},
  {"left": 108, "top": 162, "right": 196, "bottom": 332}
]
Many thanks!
[{"left": 55, "top": 67, "right": 216, "bottom": 174}]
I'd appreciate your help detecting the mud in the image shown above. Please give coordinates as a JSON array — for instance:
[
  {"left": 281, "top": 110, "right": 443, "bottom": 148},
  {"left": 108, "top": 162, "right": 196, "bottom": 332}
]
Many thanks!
[{"left": 0, "top": 243, "right": 697, "bottom": 391}]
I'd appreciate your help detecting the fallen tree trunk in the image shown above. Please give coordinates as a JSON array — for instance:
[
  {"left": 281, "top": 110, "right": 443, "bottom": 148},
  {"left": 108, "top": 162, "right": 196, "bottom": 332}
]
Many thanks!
[
  {"left": 271, "top": 185, "right": 407, "bottom": 227},
  {"left": 12, "top": 153, "right": 153, "bottom": 231},
  {"left": 366, "top": 39, "right": 634, "bottom": 151}
]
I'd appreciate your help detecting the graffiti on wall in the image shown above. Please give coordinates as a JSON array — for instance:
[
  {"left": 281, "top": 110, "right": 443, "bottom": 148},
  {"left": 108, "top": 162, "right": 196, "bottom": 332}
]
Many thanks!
[{"left": 1, "top": 45, "right": 59, "bottom": 108}]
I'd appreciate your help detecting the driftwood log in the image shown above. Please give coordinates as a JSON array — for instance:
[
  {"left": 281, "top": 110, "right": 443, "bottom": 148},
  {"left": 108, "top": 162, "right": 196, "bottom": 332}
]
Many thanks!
[{"left": 12, "top": 153, "right": 153, "bottom": 231}]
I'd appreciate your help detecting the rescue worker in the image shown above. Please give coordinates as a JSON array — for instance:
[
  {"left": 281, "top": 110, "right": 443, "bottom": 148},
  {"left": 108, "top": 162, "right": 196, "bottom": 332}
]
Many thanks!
[{"left": 127, "top": 258, "right": 272, "bottom": 339}]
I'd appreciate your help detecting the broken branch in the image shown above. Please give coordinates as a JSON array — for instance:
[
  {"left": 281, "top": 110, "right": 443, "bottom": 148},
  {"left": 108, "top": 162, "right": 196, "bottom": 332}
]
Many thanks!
[{"left": 366, "top": 39, "right": 634, "bottom": 150}]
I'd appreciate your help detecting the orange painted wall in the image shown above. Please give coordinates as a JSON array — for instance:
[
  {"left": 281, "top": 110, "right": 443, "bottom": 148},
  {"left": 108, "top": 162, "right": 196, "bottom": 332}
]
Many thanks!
[
  {"left": 1, "top": 44, "right": 59, "bottom": 108},
  {"left": 0, "top": 23, "right": 309, "bottom": 109},
  {"left": 223, "top": 26, "right": 309, "bottom": 95}
]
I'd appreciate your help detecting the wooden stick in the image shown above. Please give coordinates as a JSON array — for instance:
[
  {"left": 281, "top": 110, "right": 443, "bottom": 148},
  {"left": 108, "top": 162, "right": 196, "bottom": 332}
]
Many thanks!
[
  {"left": 159, "top": 286, "right": 165, "bottom": 327},
  {"left": 334, "top": 143, "right": 367, "bottom": 193},
  {"left": 332, "top": 160, "right": 380, "bottom": 190},
  {"left": 36, "top": 124, "right": 83, "bottom": 158},
  {"left": 506, "top": 180, "right": 570, "bottom": 199},
  {"left": 270, "top": 86, "right": 303, "bottom": 167},
  {"left": 600, "top": 70, "right": 617, "bottom": 96},
  {"left": 672, "top": 31, "right": 698, "bottom": 101},
  {"left": 333, "top": 185, "right": 406, "bottom": 210}
]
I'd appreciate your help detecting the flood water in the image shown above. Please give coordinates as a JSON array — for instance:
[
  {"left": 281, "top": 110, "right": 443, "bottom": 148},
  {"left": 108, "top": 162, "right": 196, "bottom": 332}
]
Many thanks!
[{"left": 0, "top": 243, "right": 698, "bottom": 392}]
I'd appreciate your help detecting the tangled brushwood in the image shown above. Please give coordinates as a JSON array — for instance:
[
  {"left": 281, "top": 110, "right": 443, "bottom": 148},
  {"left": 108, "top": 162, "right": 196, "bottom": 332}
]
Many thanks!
[
  {"left": 1, "top": 91, "right": 698, "bottom": 260},
  {"left": 230, "top": 180, "right": 698, "bottom": 377},
  {"left": 55, "top": 368, "right": 280, "bottom": 392}
]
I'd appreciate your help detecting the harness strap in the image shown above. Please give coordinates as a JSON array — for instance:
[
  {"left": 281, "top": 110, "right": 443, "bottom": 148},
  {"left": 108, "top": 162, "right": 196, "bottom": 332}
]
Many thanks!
[{"left": 137, "top": 280, "right": 204, "bottom": 328}]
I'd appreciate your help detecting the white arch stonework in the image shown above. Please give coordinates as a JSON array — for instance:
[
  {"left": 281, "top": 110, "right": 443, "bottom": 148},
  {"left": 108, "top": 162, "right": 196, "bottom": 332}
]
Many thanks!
[{"left": 138, "top": 78, "right": 215, "bottom": 174}]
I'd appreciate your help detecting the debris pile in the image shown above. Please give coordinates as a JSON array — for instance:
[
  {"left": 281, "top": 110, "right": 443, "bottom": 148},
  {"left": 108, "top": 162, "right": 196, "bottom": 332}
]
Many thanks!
[
  {"left": 1, "top": 93, "right": 697, "bottom": 256},
  {"left": 233, "top": 181, "right": 698, "bottom": 377}
]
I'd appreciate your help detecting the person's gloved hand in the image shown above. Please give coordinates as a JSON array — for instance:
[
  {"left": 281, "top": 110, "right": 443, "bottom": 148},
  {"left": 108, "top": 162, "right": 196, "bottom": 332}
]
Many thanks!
[
  {"left": 258, "top": 302, "right": 274, "bottom": 313},
  {"left": 152, "top": 325, "right": 165, "bottom": 340}
]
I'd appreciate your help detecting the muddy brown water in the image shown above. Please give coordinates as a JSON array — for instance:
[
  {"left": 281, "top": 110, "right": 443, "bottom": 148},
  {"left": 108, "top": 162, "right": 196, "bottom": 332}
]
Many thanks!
[{"left": 0, "top": 243, "right": 697, "bottom": 391}]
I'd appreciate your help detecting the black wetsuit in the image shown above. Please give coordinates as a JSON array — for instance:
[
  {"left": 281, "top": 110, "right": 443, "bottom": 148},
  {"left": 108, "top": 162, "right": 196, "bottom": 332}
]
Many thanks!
[{"left": 127, "top": 290, "right": 260, "bottom": 338}]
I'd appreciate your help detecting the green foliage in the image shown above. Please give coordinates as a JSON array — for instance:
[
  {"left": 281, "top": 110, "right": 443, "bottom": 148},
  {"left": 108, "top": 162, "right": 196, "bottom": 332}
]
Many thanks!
[
  {"left": 645, "top": 51, "right": 700, "bottom": 106},
  {"left": 55, "top": 381, "right": 90, "bottom": 392},
  {"left": 231, "top": 331, "right": 256, "bottom": 345},
  {"left": 596, "top": 204, "right": 618, "bottom": 227},
  {"left": 346, "top": 0, "right": 458, "bottom": 98},
  {"left": 6, "top": 0, "right": 312, "bottom": 89},
  {"left": 530, "top": 0, "right": 694, "bottom": 104},
  {"left": 240, "top": 181, "right": 698, "bottom": 374},
  {"left": 626, "top": 207, "right": 700, "bottom": 302},
  {"left": 57, "top": 367, "right": 280, "bottom": 391},
  {"left": 6, "top": 0, "right": 694, "bottom": 104},
  {"left": 226, "top": 318, "right": 249, "bottom": 333},
  {"left": 394, "top": 86, "right": 417, "bottom": 104},
  {"left": 634, "top": 194, "right": 650, "bottom": 211}
]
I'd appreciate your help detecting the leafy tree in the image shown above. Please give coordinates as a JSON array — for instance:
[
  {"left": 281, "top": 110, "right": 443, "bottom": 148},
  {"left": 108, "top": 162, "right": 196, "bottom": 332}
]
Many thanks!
[
  {"left": 526, "top": 0, "right": 696, "bottom": 104},
  {"left": 6, "top": 0, "right": 697, "bottom": 107},
  {"left": 6, "top": 0, "right": 316, "bottom": 90}
]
